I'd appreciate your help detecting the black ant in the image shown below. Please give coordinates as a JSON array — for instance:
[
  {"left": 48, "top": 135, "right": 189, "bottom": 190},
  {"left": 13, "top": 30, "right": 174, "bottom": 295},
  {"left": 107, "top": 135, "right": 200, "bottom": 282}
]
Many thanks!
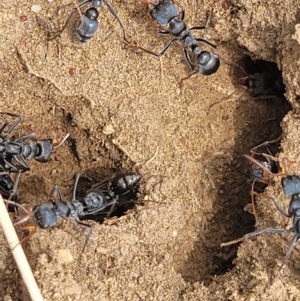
[
  {"left": 54, "top": 0, "right": 127, "bottom": 43},
  {"left": 136, "top": 0, "right": 220, "bottom": 76},
  {"left": 6, "top": 172, "right": 142, "bottom": 249},
  {"left": 80, "top": 173, "right": 142, "bottom": 221},
  {"left": 0, "top": 112, "right": 69, "bottom": 173}
]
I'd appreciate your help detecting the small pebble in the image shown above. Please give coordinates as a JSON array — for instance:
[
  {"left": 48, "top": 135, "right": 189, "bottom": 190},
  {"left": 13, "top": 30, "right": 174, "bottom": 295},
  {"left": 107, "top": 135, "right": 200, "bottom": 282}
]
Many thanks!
[
  {"left": 31, "top": 4, "right": 42, "bottom": 13},
  {"left": 20, "top": 15, "right": 27, "bottom": 22},
  {"left": 103, "top": 124, "right": 115, "bottom": 135}
]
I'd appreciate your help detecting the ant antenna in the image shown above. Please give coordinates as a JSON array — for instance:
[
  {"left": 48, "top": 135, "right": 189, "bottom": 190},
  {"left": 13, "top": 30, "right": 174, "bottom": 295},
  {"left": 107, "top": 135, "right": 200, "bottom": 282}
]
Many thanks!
[
  {"left": 53, "top": 133, "right": 70, "bottom": 150},
  {"left": 72, "top": 173, "right": 81, "bottom": 201}
]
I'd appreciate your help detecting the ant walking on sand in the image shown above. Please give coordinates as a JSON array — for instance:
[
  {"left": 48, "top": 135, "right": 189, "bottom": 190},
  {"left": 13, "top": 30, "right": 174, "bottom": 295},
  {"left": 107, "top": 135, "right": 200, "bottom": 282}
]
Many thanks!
[
  {"left": 135, "top": 0, "right": 220, "bottom": 76},
  {"left": 5, "top": 172, "right": 142, "bottom": 252}
]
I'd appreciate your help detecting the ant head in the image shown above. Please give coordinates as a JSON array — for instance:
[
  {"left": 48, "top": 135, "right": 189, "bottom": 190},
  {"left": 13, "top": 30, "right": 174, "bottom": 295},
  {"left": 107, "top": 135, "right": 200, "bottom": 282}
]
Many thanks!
[
  {"left": 111, "top": 173, "right": 142, "bottom": 194},
  {"left": 282, "top": 175, "right": 300, "bottom": 197},
  {"left": 197, "top": 51, "right": 220, "bottom": 76},
  {"left": 33, "top": 203, "right": 57, "bottom": 229},
  {"left": 85, "top": 8, "right": 99, "bottom": 20}
]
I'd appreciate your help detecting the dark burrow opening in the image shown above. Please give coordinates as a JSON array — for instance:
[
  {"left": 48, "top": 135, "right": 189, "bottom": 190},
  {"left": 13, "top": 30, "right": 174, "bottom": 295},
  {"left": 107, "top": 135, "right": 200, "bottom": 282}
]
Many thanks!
[
  {"left": 75, "top": 173, "right": 141, "bottom": 223},
  {"left": 178, "top": 55, "right": 291, "bottom": 285},
  {"left": 210, "top": 56, "right": 291, "bottom": 277}
]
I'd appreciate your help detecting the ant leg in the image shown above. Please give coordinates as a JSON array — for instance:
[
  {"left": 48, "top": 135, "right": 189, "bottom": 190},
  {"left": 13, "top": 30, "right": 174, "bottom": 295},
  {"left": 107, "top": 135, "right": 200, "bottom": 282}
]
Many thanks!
[
  {"left": 138, "top": 0, "right": 155, "bottom": 5},
  {"left": 2, "top": 159, "right": 20, "bottom": 172},
  {"left": 194, "top": 37, "right": 217, "bottom": 49},
  {"left": 84, "top": 199, "right": 116, "bottom": 215},
  {"left": 279, "top": 235, "right": 298, "bottom": 270},
  {"left": 106, "top": 197, "right": 118, "bottom": 218},
  {"left": 250, "top": 179, "right": 258, "bottom": 223},
  {"left": 247, "top": 152, "right": 296, "bottom": 177},
  {"left": 104, "top": 1, "right": 128, "bottom": 42},
  {"left": 178, "top": 8, "right": 185, "bottom": 20},
  {"left": 77, "top": 0, "right": 92, "bottom": 9},
  {"left": 266, "top": 196, "right": 290, "bottom": 217},
  {"left": 0, "top": 114, "right": 8, "bottom": 133},
  {"left": 0, "top": 113, "right": 23, "bottom": 136},
  {"left": 179, "top": 71, "right": 198, "bottom": 87},
  {"left": 250, "top": 135, "right": 282, "bottom": 153},
  {"left": 221, "top": 227, "right": 287, "bottom": 247},
  {"left": 158, "top": 29, "right": 170, "bottom": 34},
  {"left": 3, "top": 200, "right": 31, "bottom": 215},
  {"left": 281, "top": 157, "right": 296, "bottom": 175},
  {"left": 75, "top": 220, "right": 92, "bottom": 261},
  {"left": 48, "top": 185, "right": 60, "bottom": 200},
  {"left": 189, "top": 6, "right": 213, "bottom": 31},
  {"left": 11, "top": 154, "right": 30, "bottom": 171},
  {"left": 183, "top": 49, "right": 195, "bottom": 71},
  {"left": 8, "top": 172, "right": 22, "bottom": 203},
  {"left": 257, "top": 155, "right": 296, "bottom": 177},
  {"left": 16, "top": 224, "right": 38, "bottom": 247},
  {"left": 206, "top": 87, "right": 247, "bottom": 115},
  {"left": 133, "top": 38, "right": 177, "bottom": 57},
  {"left": 14, "top": 132, "right": 36, "bottom": 143}
]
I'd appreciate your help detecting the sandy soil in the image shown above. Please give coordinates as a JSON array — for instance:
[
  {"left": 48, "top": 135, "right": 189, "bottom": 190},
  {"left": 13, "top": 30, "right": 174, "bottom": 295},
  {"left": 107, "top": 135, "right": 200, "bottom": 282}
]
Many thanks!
[{"left": 1, "top": 0, "right": 300, "bottom": 300}]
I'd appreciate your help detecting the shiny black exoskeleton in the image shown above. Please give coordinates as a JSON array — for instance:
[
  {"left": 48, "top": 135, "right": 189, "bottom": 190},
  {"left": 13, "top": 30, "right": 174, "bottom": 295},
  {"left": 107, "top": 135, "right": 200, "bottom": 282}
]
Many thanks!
[
  {"left": 0, "top": 113, "right": 54, "bottom": 173},
  {"left": 32, "top": 202, "right": 58, "bottom": 229},
  {"left": 81, "top": 173, "right": 142, "bottom": 220},
  {"left": 61, "top": 0, "right": 127, "bottom": 43},
  {"left": 31, "top": 174, "right": 88, "bottom": 230},
  {"left": 149, "top": 0, "right": 181, "bottom": 26},
  {"left": 30, "top": 172, "right": 142, "bottom": 229},
  {"left": 221, "top": 194, "right": 300, "bottom": 269},
  {"left": 281, "top": 175, "right": 300, "bottom": 197},
  {"left": 76, "top": 8, "right": 99, "bottom": 43},
  {"left": 110, "top": 173, "right": 143, "bottom": 196},
  {"left": 139, "top": 3, "right": 220, "bottom": 75}
]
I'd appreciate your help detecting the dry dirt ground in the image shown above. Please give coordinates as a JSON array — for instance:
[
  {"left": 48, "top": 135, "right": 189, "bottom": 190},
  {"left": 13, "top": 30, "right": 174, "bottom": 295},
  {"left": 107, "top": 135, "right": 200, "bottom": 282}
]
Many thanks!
[{"left": 1, "top": 0, "right": 300, "bottom": 300}]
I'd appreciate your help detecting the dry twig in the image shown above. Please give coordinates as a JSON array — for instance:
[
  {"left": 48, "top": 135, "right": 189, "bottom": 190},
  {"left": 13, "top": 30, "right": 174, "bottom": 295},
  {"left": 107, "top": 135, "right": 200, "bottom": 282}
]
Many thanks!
[{"left": 0, "top": 195, "right": 44, "bottom": 301}]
